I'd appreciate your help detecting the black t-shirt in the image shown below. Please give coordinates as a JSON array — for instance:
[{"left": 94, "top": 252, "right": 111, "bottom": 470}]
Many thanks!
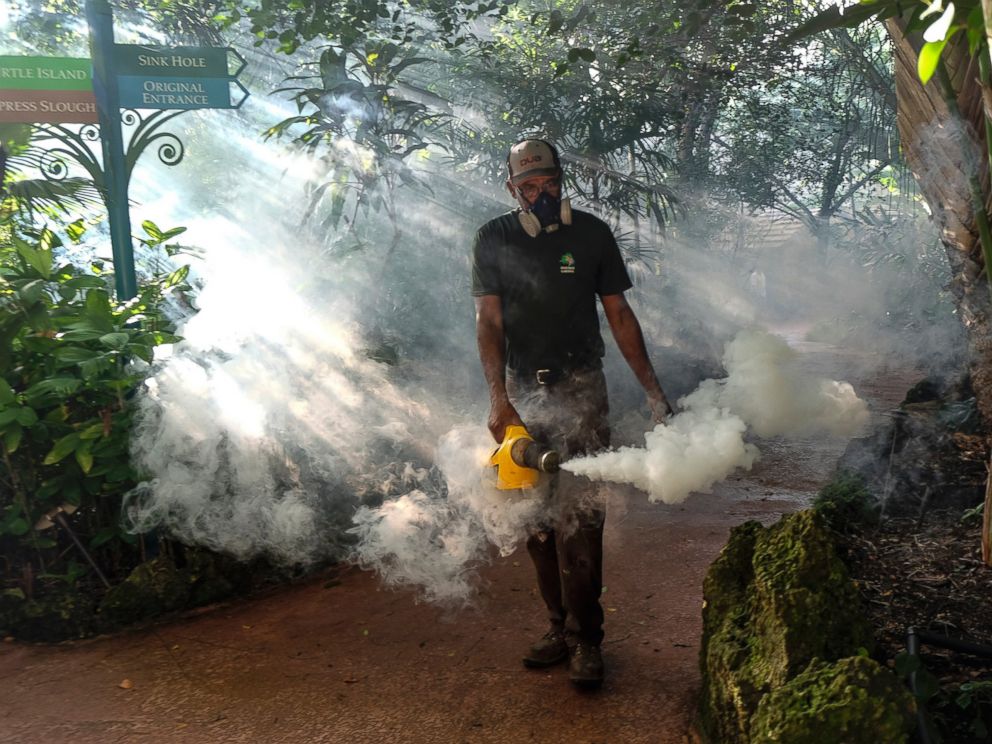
[{"left": 471, "top": 208, "right": 633, "bottom": 372}]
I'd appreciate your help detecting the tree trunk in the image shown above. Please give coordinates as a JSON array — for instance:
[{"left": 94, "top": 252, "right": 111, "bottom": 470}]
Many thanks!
[{"left": 886, "top": 18, "right": 992, "bottom": 421}]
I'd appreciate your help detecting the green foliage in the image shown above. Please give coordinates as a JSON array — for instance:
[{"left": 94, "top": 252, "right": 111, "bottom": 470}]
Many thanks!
[
  {"left": 0, "top": 220, "right": 184, "bottom": 589},
  {"left": 263, "top": 41, "right": 447, "bottom": 250},
  {"left": 892, "top": 653, "right": 992, "bottom": 742},
  {"left": 236, "top": 0, "right": 512, "bottom": 54},
  {"left": 1, "top": 125, "right": 104, "bottom": 221},
  {"left": 790, "top": 0, "right": 987, "bottom": 86},
  {"left": 4, "top": 1, "right": 229, "bottom": 51},
  {"left": 952, "top": 680, "right": 992, "bottom": 740},
  {"left": 815, "top": 470, "right": 881, "bottom": 530}
]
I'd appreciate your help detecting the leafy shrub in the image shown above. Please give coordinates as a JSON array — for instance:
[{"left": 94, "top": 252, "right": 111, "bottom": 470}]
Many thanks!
[
  {"left": 814, "top": 470, "right": 880, "bottom": 531},
  {"left": 0, "top": 220, "right": 187, "bottom": 594}
]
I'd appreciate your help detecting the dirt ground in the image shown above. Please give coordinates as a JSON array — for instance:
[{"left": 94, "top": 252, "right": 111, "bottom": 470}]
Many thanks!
[{"left": 0, "top": 344, "right": 912, "bottom": 744}]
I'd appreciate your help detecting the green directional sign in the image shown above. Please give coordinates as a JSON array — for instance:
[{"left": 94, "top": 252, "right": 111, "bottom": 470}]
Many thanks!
[
  {"left": 0, "top": 56, "right": 96, "bottom": 123},
  {"left": 112, "top": 44, "right": 245, "bottom": 79},
  {"left": 117, "top": 75, "right": 249, "bottom": 110},
  {"left": 0, "top": 56, "right": 92, "bottom": 91}
]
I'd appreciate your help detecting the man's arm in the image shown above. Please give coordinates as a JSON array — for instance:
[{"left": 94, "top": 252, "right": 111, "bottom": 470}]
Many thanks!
[
  {"left": 475, "top": 295, "right": 524, "bottom": 442},
  {"left": 600, "top": 293, "right": 673, "bottom": 421}
]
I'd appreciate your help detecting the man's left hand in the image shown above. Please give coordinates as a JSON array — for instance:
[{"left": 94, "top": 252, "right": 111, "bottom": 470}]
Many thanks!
[{"left": 648, "top": 393, "right": 673, "bottom": 424}]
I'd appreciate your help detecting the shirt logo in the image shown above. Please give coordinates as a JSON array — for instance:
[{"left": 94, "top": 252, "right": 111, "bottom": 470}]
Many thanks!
[{"left": 560, "top": 252, "right": 575, "bottom": 274}]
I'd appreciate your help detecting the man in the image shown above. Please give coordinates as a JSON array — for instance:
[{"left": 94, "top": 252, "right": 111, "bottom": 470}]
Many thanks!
[{"left": 471, "top": 138, "right": 671, "bottom": 688}]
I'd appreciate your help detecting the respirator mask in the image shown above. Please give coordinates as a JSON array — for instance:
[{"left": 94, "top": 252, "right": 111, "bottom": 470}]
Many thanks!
[
  {"left": 507, "top": 138, "right": 574, "bottom": 238},
  {"left": 516, "top": 189, "right": 573, "bottom": 238}
]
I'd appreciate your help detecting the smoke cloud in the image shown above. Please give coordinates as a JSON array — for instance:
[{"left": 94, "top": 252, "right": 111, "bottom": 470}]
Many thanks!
[
  {"left": 565, "top": 329, "right": 869, "bottom": 503},
  {"left": 349, "top": 425, "right": 542, "bottom": 604},
  {"left": 348, "top": 329, "right": 869, "bottom": 601}
]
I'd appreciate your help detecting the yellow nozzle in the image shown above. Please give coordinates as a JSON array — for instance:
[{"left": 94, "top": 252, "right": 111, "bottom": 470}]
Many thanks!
[{"left": 490, "top": 425, "right": 540, "bottom": 491}]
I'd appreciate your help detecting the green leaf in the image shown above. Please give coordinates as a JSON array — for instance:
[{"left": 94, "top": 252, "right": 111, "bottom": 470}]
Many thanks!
[
  {"left": 40, "top": 227, "right": 61, "bottom": 252},
  {"left": 165, "top": 265, "right": 190, "bottom": 289},
  {"left": 64, "top": 276, "right": 106, "bottom": 290},
  {"left": 786, "top": 1, "right": 890, "bottom": 43},
  {"left": 66, "top": 219, "right": 87, "bottom": 243},
  {"left": 141, "top": 220, "right": 163, "bottom": 241},
  {"left": 4, "top": 426, "right": 22, "bottom": 453},
  {"left": 36, "top": 478, "right": 61, "bottom": 499},
  {"left": 79, "top": 357, "right": 111, "bottom": 379},
  {"left": 78, "top": 422, "right": 105, "bottom": 440},
  {"left": 0, "top": 408, "right": 19, "bottom": 427},
  {"left": 75, "top": 443, "right": 94, "bottom": 474},
  {"left": 61, "top": 327, "right": 107, "bottom": 342},
  {"left": 567, "top": 47, "right": 596, "bottom": 63},
  {"left": 158, "top": 226, "right": 187, "bottom": 241},
  {"left": 0, "top": 379, "right": 15, "bottom": 406},
  {"left": 15, "top": 407, "right": 37, "bottom": 426},
  {"left": 4, "top": 517, "right": 29, "bottom": 536},
  {"left": 99, "top": 332, "right": 130, "bottom": 350},
  {"left": 55, "top": 346, "right": 98, "bottom": 364},
  {"left": 967, "top": 4, "right": 984, "bottom": 56},
  {"left": 83, "top": 290, "right": 114, "bottom": 331},
  {"left": 18, "top": 278, "right": 47, "bottom": 305},
  {"left": 151, "top": 332, "right": 182, "bottom": 345},
  {"left": 25, "top": 377, "right": 82, "bottom": 403},
  {"left": 44, "top": 433, "right": 81, "bottom": 465},
  {"left": 89, "top": 525, "right": 119, "bottom": 548},
  {"left": 918, "top": 38, "right": 949, "bottom": 84},
  {"left": 14, "top": 236, "right": 52, "bottom": 279}
]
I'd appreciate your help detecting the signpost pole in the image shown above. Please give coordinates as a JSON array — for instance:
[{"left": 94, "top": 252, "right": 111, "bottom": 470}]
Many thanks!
[{"left": 84, "top": 0, "right": 137, "bottom": 300}]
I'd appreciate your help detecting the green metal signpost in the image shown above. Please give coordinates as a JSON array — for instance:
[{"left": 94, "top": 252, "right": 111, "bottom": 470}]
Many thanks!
[
  {"left": 86, "top": 0, "right": 136, "bottom": 300},
  {"left": 1, "top": 0, "right": 250, "bottom": 300}
]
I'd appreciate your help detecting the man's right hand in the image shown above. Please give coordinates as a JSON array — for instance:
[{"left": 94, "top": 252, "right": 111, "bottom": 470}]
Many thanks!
[{"left": 488, "top": 398, "right": 524, "bottom": 442}]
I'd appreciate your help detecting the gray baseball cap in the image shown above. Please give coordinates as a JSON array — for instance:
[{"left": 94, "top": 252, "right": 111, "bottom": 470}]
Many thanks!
[{"left": 507, "top": 139, "right": 561, "bottom": 184}]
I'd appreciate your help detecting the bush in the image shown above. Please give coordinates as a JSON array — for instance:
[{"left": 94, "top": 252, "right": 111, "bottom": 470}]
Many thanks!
[
  {"left": 0, "top": 220, "right": 187, "bottom": 596},
  {"left": 814, "top": 470, "right": 880, "bottom": 530}
]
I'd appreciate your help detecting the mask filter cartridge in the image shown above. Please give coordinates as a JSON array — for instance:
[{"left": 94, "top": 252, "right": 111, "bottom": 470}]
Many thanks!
[{"left": 517, "top": 197, "right": 572, "bottom": 237}]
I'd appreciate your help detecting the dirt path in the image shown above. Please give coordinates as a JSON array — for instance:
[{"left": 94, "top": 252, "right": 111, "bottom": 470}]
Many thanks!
[{"left": 0, "top": 346, "right": 912, "bottom": 744}]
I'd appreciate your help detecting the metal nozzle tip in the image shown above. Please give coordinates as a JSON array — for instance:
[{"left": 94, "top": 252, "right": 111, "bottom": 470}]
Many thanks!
[{"left": 539, "top": 451, "right": 561, "bottom": 473}]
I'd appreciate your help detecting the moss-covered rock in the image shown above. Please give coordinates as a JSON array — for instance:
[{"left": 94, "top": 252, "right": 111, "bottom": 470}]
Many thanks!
[
  {"left": 0, "top": 588, "right": 95, "bottom": 642},
  {"left": 750, "top": 656, "right": 915, "bottom": 743},
  {"left": 699, "top": 510, "right": 875, "bottom": 743},
  {"left": 699, "top": 520, "right": 764, "bottom": 742},
  {"left": 98, "top": 555, "right": 189, "bottom": 626}
]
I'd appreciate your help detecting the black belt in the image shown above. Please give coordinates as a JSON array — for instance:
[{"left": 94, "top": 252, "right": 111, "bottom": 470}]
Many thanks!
[{"left": 511, "top": 364, "right": 599, "bottom": 386}]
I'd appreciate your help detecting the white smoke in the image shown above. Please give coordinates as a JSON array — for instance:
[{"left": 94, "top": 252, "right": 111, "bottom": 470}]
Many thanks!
[
  {"left": 349, "top": 425, "right": 543, "bottom": 604},
  {"left": 564, "top": 329, "right": 869, "bottom": 503},
  {"left": 123, "top": 217, "right": 449, "bottom": 567},
  {"left": 347, "top": 330, "right": 869, "bottom": 602}
]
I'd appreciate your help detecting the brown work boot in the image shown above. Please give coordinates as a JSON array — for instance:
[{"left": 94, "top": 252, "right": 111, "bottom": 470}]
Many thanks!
[
  {"left": 522, "top": 629, "right": 569, "bottom": 668},
  {"left": 569, "top": 642, "right": 604, "bottom": 688}
]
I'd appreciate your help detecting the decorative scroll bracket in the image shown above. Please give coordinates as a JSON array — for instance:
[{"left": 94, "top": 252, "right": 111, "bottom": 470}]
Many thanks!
[{"left": 32, "top": 108, "right": 189, "bottom": 213}]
